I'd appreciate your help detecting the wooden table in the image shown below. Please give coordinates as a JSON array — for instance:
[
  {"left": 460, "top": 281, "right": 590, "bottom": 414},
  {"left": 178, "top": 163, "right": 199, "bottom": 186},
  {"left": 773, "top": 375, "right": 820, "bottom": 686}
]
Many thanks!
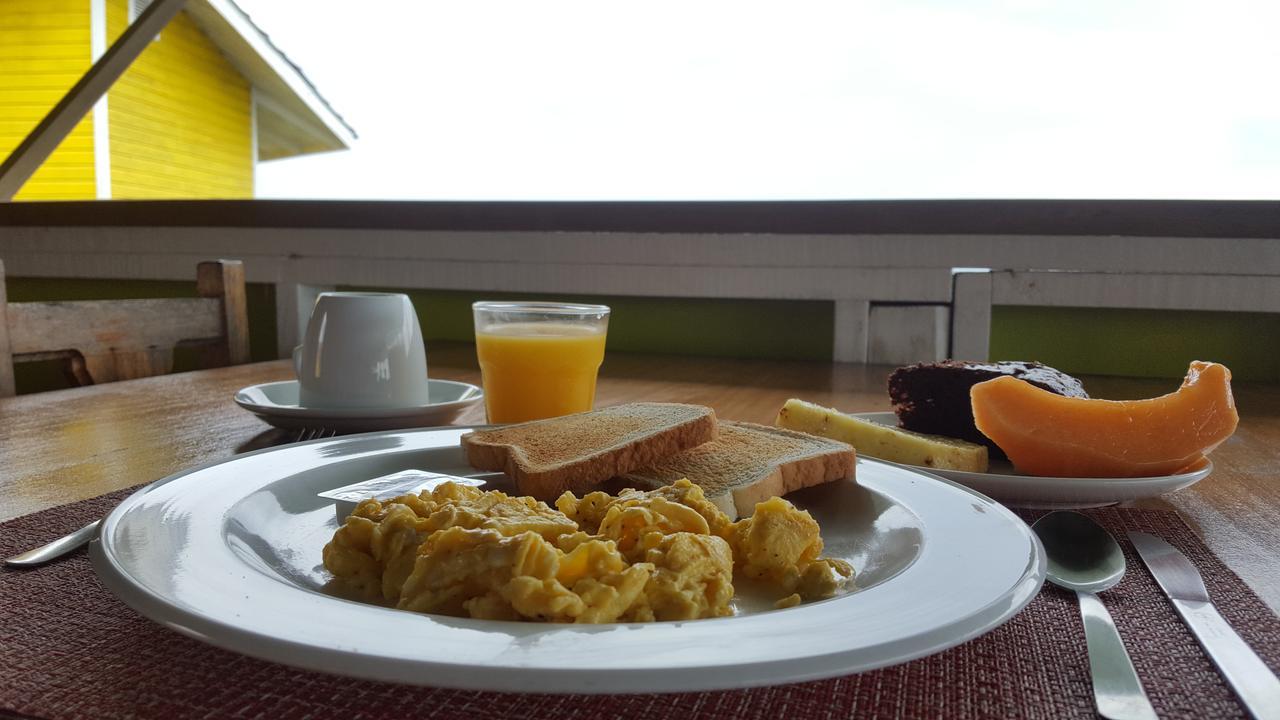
[{"left": 3, "top": 343, "right": 1278, "bottom": 612}]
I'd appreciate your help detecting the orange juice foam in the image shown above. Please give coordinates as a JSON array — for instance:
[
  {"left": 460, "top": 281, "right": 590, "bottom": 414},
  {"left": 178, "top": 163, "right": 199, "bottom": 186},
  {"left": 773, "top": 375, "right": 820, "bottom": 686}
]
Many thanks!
[{"left": 475, "top": 322, "right": 607, "bottom": 424}]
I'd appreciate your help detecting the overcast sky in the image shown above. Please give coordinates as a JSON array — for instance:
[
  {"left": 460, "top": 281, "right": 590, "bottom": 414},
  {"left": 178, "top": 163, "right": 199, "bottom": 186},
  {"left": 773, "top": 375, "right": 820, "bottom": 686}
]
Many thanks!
[{"left": 240, "top": 0, "right": 1280, "bottom": 200}]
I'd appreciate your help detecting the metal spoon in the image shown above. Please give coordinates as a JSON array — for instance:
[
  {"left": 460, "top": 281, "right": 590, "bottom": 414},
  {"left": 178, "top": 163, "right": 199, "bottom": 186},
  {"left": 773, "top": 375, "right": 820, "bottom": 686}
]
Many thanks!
[{"left": 1032, "top": 511, "right": 1158, "bottom": 720}]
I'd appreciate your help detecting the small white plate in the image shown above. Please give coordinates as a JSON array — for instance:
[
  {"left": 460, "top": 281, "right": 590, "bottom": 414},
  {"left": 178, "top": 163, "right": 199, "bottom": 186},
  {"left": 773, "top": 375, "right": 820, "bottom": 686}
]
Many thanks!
[
  {"left": 234, "top": 379, "right": 483, "bottom": 432},
  {"left": 91, "top": 427, "right": 1045, "bottom": 694},
  {"left": 853, "top": 412, "right": 1214, "bottom": 509}
]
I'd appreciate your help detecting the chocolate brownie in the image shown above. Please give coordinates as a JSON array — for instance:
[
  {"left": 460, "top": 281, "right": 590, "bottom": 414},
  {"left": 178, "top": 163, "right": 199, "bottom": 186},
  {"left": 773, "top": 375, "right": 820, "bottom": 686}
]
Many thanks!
[{"left": 888, "top": 361, "right": 1088, "bottom": 457}]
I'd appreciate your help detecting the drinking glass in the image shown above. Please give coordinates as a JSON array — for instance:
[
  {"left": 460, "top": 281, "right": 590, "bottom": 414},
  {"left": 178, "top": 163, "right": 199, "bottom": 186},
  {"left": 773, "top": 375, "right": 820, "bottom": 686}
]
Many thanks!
[{"left": 472, "top": 301, "right": 610, "bottom": 424}]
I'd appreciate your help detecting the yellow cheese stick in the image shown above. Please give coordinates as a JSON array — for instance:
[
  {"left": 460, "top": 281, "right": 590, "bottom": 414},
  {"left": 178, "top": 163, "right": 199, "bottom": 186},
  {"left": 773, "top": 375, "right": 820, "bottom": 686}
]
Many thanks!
[{"left": 776, "top": 398, "right": 989, "bottom": 472}]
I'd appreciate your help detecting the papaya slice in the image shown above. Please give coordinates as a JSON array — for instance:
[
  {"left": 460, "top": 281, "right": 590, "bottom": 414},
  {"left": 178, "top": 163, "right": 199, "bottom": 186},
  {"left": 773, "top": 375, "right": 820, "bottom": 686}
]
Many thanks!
[{"left": 970, "top": 361, "right": 1238, "bottom": 478}]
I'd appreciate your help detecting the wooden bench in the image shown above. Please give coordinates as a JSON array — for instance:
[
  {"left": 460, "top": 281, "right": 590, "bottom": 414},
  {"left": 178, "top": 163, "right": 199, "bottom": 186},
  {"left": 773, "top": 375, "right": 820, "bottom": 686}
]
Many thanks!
[{"left": 0, "top": 259, "right": 250, "bottom": 396}]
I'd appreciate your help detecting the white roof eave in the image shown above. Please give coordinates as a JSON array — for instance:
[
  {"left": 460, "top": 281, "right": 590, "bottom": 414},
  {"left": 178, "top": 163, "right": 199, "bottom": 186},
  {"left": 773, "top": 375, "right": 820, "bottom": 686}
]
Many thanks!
[{"left": 186, "top": 0, "right": 356, "bottom": 157}]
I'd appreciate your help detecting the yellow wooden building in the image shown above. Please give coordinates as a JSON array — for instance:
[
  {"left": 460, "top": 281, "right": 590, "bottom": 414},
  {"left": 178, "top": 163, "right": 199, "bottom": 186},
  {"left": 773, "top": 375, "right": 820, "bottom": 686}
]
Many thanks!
[{"left": 0, "top": 0, "right": 354, "bottom": 200}]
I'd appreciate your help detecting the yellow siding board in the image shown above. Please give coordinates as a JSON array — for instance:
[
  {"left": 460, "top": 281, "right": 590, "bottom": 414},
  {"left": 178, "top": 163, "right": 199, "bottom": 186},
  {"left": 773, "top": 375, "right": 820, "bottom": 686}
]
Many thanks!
[
  {"left": 107, "top": 0, "right": 253, "bottom": 199},
  {"left": 109, "top": 128, "right": 252, "bottom": 165},
  {"left": 103, "top": 173, "right": 245, "bottom": 196},
  {"left": 110, "top": 89, "right": 251, "bottom": 133},
  {"left": 0, "top": 11, "right": 84, "bottom": 25},
  {"left": 0, "top": 0, "right": 95, "bottom": 200},
  {"left": 110, "top": 96, "right": 255, "bottom": 134},
  {"left": 13, "top": 162, "right": 96, "bottom": 180},
  {"left": 109, "top": 180, "right": 245, "bottom": 198},
  {"left": 3, "top": 89, "right": 94, "bottom": 103},
  {"left": 2, "top": 23, "right": 86, "bottom": 32},
  {"left": 0, "top": 103, "right": 91, "bottom": 117},
  {"left": 0, "top": 60, "right": 93, "bottom": 75},
  {"left": 0, "top": 120, "right": 50, "bottom": 134},
  {"left": 109, "top": 121, "right": 247, "bottom": 152},
  {"left": 113, "top": 155, "right": 248, "bottom": 183},
  {"left": 18, "top": 189, "right": 94, "bottom": 200},
  {"left": 0, "top": 45, "right": 90, "bottom": 59},
  {"left": 0, "top": 29, "right": 87, "bottom": 42},
  {"left": 113, "top": 154, "right": 252, "bottom": 184},
  {"left": 16, "top": 181, "right": 93, "bottom": 192},
  {"left": 4, "top": 74, "right": 101, "bottom": 89},
  {"left": 0, "top": 119, "right": 91, "bottom": 140},
  {"left": 0, "top": 131, "right": 93, "bottom": 152}
]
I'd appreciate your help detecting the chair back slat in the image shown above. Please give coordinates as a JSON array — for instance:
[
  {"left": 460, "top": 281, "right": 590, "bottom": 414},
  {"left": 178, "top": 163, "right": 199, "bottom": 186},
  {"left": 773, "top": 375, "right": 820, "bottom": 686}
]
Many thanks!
[
  {"left": 8, "top": 298, "right": 223, "bottom": 355},
  {"left": 0, "top": 259, "right": 251, "bottom": 397}
]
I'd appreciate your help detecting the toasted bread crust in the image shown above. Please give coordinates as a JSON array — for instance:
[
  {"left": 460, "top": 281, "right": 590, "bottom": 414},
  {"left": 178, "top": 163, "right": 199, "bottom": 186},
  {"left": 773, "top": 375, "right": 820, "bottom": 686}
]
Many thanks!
[
  {"left": 461, "top": 403, "right": 718, "bottom": 500},
  {"left": 622, "top": 421, "right": 855, "bottom": 517}
]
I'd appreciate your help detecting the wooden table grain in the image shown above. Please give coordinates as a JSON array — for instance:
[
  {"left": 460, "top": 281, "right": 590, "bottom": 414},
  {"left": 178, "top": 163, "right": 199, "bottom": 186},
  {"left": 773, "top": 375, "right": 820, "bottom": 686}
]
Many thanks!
[{"left": 2, "top": 343, "right": 1277, "bottom": 612}]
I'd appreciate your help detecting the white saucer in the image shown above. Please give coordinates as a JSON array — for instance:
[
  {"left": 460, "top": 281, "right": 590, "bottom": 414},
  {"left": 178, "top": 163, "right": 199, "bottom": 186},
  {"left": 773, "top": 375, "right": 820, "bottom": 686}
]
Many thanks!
[
  {"left": 234, "top": 379, "right": 483, "bottom": 432},
  {"left": 853, "top": 412, "right": 1214, "bottom": 509}
]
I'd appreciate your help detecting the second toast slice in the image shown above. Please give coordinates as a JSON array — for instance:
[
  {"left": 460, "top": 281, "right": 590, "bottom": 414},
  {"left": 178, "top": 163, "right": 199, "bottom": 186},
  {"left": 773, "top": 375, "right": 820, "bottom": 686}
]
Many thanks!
[
  {"left": 461, "top": 402, "right": 718, "bottom": 499},
  {"left": 621, "top": 421, "right": 856, "bottom": 518}
]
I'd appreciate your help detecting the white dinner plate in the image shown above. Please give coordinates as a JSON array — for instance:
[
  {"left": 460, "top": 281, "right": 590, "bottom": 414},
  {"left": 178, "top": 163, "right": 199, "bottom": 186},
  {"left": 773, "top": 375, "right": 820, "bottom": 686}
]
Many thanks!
[
  {"left": 90, "top": 427, "right": 1045, "bottom": 694},
  {"left": 233, "top": 379, "right": 483, "bottom": 432},
  {"left": 853, "top": 412, "right": 1214, "bottom": 509}
]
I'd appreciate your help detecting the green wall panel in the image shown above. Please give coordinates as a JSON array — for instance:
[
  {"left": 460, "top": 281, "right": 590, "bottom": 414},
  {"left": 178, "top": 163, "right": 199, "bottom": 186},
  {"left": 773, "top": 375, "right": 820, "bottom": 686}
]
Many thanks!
[
  {"left": 990, "top": 306, "right": 1280, "bottom": 382},
  {"left": 344, "top": 288, "right": 836, "bottom": 362}
]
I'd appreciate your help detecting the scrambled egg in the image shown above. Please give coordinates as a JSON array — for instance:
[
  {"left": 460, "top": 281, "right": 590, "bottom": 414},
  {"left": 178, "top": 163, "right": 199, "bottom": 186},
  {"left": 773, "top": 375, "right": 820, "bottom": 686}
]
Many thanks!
[
  {"left": 323, "top": 478, "right": 854, "bottom": 623},
  {"left": 729, "top": 496, "right": 854, "bottom": 605},
  {"left": 631, "top": 532, "right": 735, "bottom": 621},
  {"left": 321, "top": 481, "right": 577, "bottom": 604}
]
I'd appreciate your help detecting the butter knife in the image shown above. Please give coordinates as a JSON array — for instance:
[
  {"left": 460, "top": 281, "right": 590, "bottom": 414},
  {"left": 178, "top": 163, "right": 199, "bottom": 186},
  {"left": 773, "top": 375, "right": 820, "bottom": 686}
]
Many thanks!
[
  {"left": 4, "top": 520, "right": 100, "bottom": 568},
  {"left": 1128, "top": 531, "right": 1280, "bottom": 720}
]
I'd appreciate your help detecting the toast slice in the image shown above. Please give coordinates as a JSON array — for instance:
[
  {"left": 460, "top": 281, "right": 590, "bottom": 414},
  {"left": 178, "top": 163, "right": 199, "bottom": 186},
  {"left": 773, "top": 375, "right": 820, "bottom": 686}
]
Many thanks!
[
  {"left": 620, "top": 421, "right": 855, "bottom": 518},
  {"left": 461, "top": 402, "right": 718, "bottom": 499}
]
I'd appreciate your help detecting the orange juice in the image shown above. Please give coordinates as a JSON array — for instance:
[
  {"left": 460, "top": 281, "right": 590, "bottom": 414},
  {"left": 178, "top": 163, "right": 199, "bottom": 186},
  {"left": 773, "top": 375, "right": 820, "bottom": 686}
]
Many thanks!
[{"left": 475, "top": 322, "right": 607, "bottom": 423}]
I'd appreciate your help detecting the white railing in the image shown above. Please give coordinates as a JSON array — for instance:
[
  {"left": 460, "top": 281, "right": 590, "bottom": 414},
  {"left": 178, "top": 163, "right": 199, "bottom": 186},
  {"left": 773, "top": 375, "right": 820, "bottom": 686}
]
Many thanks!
[{"left": 3, "top": 214, "right": 1278, "bottom": 364}]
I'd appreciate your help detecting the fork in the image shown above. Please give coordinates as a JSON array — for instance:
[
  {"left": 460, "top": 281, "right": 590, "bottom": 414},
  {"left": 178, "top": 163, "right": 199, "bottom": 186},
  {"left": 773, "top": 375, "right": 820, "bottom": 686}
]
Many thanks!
[
  {"left": 4, "top": 427, "right": 341, "bottom": 568},
  {"left": 295, "top": 426, "right": 338, "bottom": 442}
]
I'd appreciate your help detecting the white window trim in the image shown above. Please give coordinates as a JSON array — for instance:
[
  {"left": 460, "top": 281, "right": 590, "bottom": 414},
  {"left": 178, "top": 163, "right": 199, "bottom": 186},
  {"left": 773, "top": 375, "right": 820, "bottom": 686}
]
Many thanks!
[
  {"left": 128, "top": 0, "right": 162, "bottom": 40},
  {"left": 127, "top": 0, "right": 149, "bottom": 22},
  {"left": 249, "top": 86, "right": 259, "bottom": 197},
  {"left": 90, "top": 0, "right": 112, "bottom": 199}
]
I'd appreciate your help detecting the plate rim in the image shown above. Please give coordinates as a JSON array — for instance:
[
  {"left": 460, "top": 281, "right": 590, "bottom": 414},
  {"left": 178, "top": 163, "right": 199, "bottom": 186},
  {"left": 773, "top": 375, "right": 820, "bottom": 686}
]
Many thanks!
[
  {"left": 850, "top": 411, "right": 1214, "bottom": 504},
  {"left": 90, "top": 426, "right": 1046, "bottom": 694}
]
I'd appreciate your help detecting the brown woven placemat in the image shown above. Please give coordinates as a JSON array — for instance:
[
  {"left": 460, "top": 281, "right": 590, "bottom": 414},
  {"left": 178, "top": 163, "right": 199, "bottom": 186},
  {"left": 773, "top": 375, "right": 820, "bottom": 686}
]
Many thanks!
[{"left": 2, "top": 489, "right": 1277, "bottom": 720}]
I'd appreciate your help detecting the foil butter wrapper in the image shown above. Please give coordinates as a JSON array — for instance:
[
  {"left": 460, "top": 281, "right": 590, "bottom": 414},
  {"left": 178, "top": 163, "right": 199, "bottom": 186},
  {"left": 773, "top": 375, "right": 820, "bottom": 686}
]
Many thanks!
[{"left": 317, "top": 470, "right": 487, "bottom": 522}]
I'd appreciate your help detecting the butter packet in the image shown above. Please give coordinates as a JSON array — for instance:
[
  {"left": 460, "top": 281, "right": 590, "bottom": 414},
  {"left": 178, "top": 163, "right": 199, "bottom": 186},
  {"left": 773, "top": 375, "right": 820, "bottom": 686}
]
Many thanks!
[{"left": 318, "top": 470, "right": 486, "bottom": 522}]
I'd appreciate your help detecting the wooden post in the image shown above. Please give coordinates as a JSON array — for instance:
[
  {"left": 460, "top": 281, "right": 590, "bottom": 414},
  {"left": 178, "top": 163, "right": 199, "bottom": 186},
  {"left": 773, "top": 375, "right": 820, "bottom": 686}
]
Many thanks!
[
  {"left": 0, "top": 259, "right": 14, "bottom": 397},
  {"left": 0, "top": 0, "right": 187, "bottom": 200},
  {"left": 197, "top": 260, "right": 251, "bottom": 366}
]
